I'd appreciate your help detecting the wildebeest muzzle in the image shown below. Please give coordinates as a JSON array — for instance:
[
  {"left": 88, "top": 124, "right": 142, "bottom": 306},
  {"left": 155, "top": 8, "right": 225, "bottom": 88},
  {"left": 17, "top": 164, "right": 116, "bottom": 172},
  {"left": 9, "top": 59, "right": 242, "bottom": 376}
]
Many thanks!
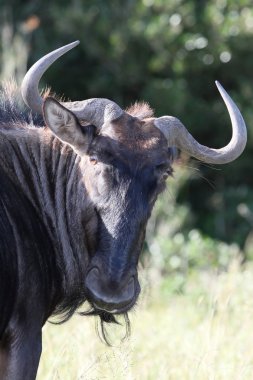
[{"left": 85, "top": 264, "right": 140, "bottom": 314}]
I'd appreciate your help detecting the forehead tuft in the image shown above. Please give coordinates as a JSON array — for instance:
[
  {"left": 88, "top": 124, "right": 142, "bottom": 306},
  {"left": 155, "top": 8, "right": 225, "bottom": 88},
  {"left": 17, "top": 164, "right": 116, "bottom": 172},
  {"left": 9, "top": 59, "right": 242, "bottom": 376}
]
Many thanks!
[
  {"left": 125, "top": 101, "right": 154, "bottom": 120},
  {"left": 100, "top": 114, "right": 166, "bottom": 153}
]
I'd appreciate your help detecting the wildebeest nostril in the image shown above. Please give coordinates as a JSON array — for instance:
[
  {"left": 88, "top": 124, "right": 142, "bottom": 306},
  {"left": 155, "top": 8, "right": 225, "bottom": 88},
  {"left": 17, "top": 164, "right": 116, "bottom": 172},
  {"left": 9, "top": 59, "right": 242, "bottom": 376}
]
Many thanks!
[
  {"left": 86, "top": 267, "right": 100, "bottom": 284},
  {"left": 85, "top": 267, "right": 136, "bottom": 312},
  {"left": 85, "top": 267, "right": 100, "bottom": 291}
]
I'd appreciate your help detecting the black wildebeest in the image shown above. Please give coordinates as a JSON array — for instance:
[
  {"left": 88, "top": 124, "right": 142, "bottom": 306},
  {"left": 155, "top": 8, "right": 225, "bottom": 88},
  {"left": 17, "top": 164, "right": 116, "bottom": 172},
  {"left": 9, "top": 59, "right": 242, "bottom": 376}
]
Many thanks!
[{"left": 0, "top": 40, "right": 247, "bottom": 379}]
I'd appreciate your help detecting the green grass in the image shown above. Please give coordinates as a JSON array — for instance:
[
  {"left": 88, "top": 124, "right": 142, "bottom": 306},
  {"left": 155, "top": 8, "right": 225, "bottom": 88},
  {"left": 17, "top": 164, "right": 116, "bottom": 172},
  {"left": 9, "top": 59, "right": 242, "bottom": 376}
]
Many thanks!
[{"left": 37, "top": 261, "right": 253, "bottom": 379}]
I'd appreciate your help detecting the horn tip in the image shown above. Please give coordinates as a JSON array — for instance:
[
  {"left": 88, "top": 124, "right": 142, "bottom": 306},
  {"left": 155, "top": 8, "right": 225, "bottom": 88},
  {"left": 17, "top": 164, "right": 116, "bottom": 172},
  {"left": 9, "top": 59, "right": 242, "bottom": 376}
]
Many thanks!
[
  {"left": 70, "top": 40, "right": 80, "bottom": 47},
  {"left": 215, "top": 80, "right": 227, "bottom": 97},
  {"left": 215, "top": 80, "right": 222, "bottom": 89}
]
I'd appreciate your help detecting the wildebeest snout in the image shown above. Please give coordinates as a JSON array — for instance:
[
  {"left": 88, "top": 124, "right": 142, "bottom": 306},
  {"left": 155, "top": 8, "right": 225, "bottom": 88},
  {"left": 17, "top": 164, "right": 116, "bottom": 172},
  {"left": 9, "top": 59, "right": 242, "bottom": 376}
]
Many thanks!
[{"left": 85, "top": 267, "right": 139, "bottom": 313}]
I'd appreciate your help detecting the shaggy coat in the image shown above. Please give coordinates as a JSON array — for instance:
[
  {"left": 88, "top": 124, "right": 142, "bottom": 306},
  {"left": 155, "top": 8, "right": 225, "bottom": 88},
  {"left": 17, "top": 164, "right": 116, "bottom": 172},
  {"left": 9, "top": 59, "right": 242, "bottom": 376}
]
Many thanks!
[{"left": 0, "top": 82, "right": 173, "bottom": 379}]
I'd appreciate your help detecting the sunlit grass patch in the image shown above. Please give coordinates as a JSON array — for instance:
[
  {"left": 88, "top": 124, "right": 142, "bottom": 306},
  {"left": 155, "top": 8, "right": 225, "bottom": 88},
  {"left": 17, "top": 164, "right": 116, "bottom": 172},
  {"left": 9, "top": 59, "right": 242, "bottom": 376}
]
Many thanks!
[{"left": 38, "top": 261, "right": 253, "bottom": 379}]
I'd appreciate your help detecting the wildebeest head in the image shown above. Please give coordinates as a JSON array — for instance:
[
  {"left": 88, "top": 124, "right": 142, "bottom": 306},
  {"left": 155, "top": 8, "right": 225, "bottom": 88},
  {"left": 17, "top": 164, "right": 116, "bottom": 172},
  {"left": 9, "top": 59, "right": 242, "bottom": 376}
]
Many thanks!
[
  {"left": 21, "top": 41, "right": 247, "bottom": 319},
  {"left": 42, "top": 97, "right": 172, "bottom": 316}
]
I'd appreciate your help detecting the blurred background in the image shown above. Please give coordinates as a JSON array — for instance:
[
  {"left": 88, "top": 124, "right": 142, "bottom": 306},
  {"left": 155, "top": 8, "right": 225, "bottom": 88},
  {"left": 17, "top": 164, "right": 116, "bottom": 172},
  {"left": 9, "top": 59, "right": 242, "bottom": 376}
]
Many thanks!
[{"left": 2, "top": 0, "right": 253, "bottom": 378}]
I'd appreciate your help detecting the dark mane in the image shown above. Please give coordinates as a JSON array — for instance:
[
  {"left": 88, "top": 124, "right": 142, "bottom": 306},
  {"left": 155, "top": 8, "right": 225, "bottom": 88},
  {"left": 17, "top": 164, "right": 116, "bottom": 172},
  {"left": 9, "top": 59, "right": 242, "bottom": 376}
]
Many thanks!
[
  {"left": 0, "top": 165, "right": 61, "bottom": 337},
  {"left": 0, "top": 81, "right": 44, "bottom": 127},
  {"left": 126, "top": 101, "right": 154, "bottom": 120}
]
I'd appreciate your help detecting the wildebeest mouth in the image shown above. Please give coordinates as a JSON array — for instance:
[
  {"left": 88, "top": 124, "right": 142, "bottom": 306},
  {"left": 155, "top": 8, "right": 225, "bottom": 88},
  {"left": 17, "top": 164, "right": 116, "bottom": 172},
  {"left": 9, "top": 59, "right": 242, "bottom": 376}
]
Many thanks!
[
  {"left": 92, "top": 293, "right": 139, "bottom": 315},
  {"left": 83, "top": 287, "right": 139, "bottom": 316},
  {"left": 81, "top": 291, "right": 139, "bottom": 324}
]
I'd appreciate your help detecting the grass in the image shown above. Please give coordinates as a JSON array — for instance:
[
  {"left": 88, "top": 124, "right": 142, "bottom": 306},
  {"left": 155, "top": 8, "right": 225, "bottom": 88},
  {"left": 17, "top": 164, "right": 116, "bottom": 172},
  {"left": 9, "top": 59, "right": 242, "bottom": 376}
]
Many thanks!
[{"left": 37, "top": 260, "right": 253, "bottom": 379}]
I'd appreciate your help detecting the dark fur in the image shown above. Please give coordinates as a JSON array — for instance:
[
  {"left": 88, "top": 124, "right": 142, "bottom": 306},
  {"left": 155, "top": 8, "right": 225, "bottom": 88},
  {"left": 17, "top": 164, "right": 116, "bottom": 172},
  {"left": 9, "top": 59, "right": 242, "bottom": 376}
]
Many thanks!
[
  {"left": 0, "top": 82, "right": 44, "bottom": 127},
  {"left": 0, "top": 82, "right": 173, "bottom": 378},
  {"left": 0, "top": 84, "right": 90, "bottom": 378}
]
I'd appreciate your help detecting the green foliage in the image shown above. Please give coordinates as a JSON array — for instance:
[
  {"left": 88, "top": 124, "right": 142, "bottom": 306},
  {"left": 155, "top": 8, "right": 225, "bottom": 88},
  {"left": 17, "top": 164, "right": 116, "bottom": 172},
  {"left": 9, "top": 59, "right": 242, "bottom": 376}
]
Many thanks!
[{"left": 145, "top": 165, "right": 243, "bottom": 293}]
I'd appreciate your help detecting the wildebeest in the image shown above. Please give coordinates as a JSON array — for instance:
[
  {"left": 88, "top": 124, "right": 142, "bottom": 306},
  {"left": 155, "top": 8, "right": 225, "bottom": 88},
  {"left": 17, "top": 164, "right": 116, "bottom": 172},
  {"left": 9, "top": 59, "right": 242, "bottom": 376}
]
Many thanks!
[{"left": 0, "top": 40, "right": 247, "bottom": 379}]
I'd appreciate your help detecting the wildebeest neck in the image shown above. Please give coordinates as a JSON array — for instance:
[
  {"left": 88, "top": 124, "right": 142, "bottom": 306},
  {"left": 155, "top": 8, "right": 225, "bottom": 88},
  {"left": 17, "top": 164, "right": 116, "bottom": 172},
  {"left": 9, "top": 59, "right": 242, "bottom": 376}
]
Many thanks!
[{"left": 0, "top": 126, "right": 91, "bottom": 317}]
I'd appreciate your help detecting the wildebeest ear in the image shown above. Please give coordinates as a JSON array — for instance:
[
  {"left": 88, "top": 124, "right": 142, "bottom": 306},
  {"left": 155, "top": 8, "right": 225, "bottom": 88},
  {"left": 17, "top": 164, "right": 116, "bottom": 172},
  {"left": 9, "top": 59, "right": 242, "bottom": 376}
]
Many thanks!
[{"left": 43, "top": 97, "right": 94, "bottom": 155}]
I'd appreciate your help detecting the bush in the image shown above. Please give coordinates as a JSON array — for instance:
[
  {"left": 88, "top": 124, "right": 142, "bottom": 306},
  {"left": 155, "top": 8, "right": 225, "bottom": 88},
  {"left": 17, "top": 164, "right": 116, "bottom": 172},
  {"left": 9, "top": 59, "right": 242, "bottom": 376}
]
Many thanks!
[{"left": 144, "top": 164, "right": 243, "bottom": 294}]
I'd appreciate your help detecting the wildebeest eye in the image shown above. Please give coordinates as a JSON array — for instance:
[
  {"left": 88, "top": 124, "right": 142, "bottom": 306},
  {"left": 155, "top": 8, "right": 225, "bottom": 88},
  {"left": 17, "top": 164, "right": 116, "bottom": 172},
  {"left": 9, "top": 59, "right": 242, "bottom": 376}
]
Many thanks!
[
  {"left": 162, "top": 170, "right": 172, "bottom": 180},
  {"left": 155, "top": 162, "right": 173, "bottom": 180},
  {"left": 89, "top": 156, "right": 98, "bottom": 165}
]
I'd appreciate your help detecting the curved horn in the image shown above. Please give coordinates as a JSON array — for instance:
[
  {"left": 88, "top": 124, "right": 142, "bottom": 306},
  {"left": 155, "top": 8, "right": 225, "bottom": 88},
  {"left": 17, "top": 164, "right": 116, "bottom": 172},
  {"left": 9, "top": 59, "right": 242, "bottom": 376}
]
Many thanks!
[
  {"left": 21, "top": 41, "right": 123, "bottom": 127},
  {"left": 154, "top": 81, "right": 247, "bottom": 164}
]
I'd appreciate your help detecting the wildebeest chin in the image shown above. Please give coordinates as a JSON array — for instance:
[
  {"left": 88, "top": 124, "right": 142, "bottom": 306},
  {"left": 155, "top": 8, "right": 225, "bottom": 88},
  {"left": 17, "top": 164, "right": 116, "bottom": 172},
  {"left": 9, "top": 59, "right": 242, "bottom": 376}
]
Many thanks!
[{"left": 0, "top": 41, "right": 247, "bottom": 379}]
